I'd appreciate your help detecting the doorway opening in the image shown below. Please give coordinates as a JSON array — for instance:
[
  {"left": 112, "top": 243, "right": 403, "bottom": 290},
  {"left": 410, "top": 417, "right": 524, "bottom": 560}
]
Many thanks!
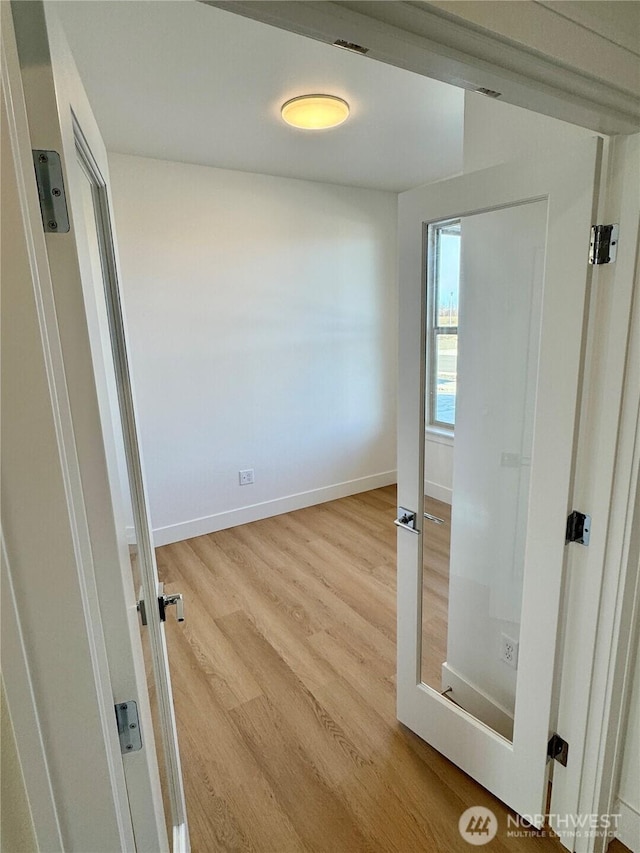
[{"left": 51, "top": 3, "right": 604, "bottom": 849}]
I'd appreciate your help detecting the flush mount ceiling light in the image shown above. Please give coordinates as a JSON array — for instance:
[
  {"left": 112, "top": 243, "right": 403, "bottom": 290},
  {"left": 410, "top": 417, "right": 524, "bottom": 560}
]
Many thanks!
[{"left": 281, "top": 94, "right": 350, "bottom": 130}]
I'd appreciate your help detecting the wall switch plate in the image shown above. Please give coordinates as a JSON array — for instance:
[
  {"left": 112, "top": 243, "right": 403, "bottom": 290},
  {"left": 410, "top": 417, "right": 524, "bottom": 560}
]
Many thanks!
[
  {"left": 501, "top": 634, "right": 519, "bottom": 669},
  {"left": 239, "top": 469, "right": 254, "bottom": 486}
]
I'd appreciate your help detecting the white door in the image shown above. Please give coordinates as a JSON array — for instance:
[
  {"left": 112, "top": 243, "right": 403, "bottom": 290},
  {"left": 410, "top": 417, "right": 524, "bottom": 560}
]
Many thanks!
[
  {"left": 397, "top": 138, "right": 602, "bottom": 823},
  {"left": 10, "top": 3, "right": 189, "bottom": 850}
]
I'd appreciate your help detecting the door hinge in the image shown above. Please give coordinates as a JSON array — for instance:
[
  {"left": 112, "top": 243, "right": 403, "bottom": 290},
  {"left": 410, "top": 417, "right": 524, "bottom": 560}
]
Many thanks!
[
  {"left": 114, "top": 701, "right": 142, "bottom": 754},
  {"left": 566, "top": 510, "right": 591, "bottom": 545},
  {"left": 547, "top": 733, "right": 569, "bottom": 767},
  {"left": 589, "top": 224, "right": 618, "bottom": 265},
  {"left": 32, "top": 150, "right": 70, "bottom": 233}
]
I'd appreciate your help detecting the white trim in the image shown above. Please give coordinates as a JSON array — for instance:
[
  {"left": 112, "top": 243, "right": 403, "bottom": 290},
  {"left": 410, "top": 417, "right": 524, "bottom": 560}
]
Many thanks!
[
  {"left": 615, "top": 797, "right": 640, "bottom": 853},
  {"left": 425, "top": 426, "right": 454, "bottom": 445},
  {"left": 425, "top": 427, "right": 453, "bottom": 504},
  {"left": 548, "top": 133, "right": 640, "bottom": 853},
  {"left": 152, "top": 471, "right": 397, "bottom": 546},
  {"left": 423, "top": 480, "right": 452, "bottom": 505},
  {"left": 2, "top": 5, "right": 134, "bottom": 848},
  {"left": 0, "top": 535, "right": 64, "bottom": 852},
  {"left": 174, "top": 822, "right": 190, "bottom": 853},
  {"left": 70, "top": 103, "right": 182, "bottom": 850},
  {"left": 440, "top": 662, "right": 514, "bottom": 742}
]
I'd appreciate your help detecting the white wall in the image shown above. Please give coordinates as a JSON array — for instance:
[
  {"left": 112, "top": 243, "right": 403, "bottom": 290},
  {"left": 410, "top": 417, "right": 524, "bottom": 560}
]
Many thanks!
[
  {"left": 463, "top": 91, "right": 597, "bottom": 174},
  {"left": 108, "top": 154, "right": 398, "bottom": 545}
]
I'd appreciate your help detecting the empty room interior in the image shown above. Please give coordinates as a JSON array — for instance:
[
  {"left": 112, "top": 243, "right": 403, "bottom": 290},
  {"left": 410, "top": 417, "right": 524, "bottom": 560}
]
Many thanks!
[{"left": 22, "top": 2, "right": 638, "bottom": 851}]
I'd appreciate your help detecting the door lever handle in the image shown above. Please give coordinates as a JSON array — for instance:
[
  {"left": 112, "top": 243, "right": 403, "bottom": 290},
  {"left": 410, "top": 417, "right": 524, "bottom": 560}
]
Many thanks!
[
  {"left": 394, "top": 507, "right": 420, "bottom": 535},
  {"left": 137, "top": 584, "right": 185, "bottom": 625},
  {"left": 161, "top": 592, "right": 185, "bottom": 623}
]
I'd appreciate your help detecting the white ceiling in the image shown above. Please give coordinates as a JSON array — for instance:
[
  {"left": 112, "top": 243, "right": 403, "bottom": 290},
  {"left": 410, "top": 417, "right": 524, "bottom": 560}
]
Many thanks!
[{"left": 55, "top": 1, "right": 464, "bottom": 192}]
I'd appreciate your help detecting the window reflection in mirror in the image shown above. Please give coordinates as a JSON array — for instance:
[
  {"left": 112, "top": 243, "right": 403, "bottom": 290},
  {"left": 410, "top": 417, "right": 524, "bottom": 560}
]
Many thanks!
[{"left": 427, "top": 221, "right": 460, "bottom": 430}]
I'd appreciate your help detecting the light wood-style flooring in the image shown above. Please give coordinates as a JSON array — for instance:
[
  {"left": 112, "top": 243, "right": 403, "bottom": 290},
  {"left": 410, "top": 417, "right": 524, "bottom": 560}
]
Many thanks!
[
  {"left": 421, "top": 497, "right": 452, "bottom": 690},
  {"left": 156, "top": 486, "right": 573, "bottom": 852}
]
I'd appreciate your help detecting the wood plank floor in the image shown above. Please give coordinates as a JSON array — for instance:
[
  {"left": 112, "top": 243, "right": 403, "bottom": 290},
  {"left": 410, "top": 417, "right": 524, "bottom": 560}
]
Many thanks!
[
  {"left": 156, "top": 486, "right": 569, "bottom": 852},
  {"left": 421, "top": 497, "right": 451, "bottom": 691}
]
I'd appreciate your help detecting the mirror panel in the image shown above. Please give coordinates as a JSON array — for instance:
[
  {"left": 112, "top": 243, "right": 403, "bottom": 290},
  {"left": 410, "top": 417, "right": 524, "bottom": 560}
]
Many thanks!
[{"left": 421, "top": 199, "right": 547, "bottom": 741}]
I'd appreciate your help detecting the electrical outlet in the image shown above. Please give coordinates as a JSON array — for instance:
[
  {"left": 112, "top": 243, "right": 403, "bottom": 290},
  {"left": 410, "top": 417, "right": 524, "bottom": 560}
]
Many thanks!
[
  {"left": 501, "top": 634, "right": 519, "bottom": 669},
  {"left": 239, "top": 468, "right": 254, "bottom": 486}
]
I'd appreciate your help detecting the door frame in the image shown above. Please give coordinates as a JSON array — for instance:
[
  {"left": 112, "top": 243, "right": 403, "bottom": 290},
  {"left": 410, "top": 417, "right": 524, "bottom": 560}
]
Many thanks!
[
  {"left": 1, "top": 4, "right": 135, "bottom": 850},
  {"left": 552, "top": 132, "right": 640, "bottom": 853},
  {"left": 2, "top": 3, "right": 168, "bottom": 851},
  {"left": 2, "top": 2, "right": 639, "bottom": 851}
]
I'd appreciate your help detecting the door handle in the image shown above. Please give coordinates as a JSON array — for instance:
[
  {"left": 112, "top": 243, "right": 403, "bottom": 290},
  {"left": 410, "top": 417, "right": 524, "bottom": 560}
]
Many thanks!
[
  {"left": 160, "top": 592, "right": 185, "bottom": 623},
  {"left": 394, "top": 507, "right": 420, "bottom": 534},
  {"left": 424, "top": 512, "right": 445, "bottom": 525},
  {"left": 137, "top": 584, "right": 185, "bottom": 625}
]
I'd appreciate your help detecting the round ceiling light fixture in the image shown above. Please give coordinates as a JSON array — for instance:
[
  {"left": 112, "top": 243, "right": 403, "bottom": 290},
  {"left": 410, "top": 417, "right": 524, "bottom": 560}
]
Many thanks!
[{"left": 281, "top": 94, "right": 350, "bottom": 130}]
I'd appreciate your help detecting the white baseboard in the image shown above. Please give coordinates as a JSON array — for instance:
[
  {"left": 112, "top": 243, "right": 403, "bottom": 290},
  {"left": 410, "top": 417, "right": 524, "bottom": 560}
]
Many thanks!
[
  {"left": 615, "top": 797, "right": 640, "bottom": 853},
  {"left": 152, "top": 470, "right": 397, "bottom": 547},
  {"left": 441, "top": 662, "right": 514, "bottom": 741},
  {"left": 424, "top": 480, "right": 452, "bottom": 505}
]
